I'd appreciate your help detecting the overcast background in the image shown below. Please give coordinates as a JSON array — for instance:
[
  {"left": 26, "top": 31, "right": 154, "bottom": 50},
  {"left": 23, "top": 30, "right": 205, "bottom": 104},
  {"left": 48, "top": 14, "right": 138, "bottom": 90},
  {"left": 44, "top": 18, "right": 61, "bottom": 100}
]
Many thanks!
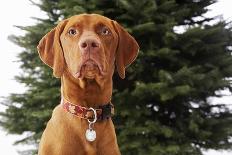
[{"left": 0, "top": 0, "right": 232, "bottom": 154}]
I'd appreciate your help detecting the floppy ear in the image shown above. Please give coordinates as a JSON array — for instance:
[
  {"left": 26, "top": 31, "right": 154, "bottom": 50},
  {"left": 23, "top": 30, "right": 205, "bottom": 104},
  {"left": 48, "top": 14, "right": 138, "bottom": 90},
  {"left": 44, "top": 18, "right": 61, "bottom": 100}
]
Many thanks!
[
  {"left": 113, "top": 21, "right": 139, "bottom": 79},
  {"left": 37, "top": 20, "right": 68, "bottom": 78}
]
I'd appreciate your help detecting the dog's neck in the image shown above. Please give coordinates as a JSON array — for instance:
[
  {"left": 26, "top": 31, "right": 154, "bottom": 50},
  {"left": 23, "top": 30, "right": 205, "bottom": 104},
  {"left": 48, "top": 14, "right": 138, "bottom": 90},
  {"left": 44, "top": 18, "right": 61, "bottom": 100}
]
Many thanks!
[{"left": 61, "top": 70, "right": 113, "bottom": 107}]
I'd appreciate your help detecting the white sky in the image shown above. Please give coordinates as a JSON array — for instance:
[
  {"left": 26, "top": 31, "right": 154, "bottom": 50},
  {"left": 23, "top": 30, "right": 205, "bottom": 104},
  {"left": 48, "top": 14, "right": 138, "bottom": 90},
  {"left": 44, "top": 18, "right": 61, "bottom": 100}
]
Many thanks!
[{"left": 0, "top": 0, "right": 232, "bottom": 154}]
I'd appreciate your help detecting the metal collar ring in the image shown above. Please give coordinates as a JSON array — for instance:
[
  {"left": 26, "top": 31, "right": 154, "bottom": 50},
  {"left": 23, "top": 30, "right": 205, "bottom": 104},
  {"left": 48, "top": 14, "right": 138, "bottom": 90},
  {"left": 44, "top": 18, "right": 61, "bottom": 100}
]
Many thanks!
[{"left": 87, "top": 107, "right": 97, "bottom": 124}]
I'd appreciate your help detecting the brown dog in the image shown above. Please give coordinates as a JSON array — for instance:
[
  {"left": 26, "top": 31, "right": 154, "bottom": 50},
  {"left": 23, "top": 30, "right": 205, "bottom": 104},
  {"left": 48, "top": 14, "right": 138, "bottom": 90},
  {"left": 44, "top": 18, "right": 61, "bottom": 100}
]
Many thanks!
[{"left": 37, "top": 14, "right": 139, "bottom": 155}]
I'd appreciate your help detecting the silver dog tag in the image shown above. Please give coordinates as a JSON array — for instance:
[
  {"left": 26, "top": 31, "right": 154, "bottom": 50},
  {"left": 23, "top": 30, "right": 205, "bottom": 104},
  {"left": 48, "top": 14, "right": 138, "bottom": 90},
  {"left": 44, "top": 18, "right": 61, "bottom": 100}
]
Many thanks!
[
  {"left": 86, "top": 107, "right": 97, "bottom": 142},
  {"left": 86, "top": 129, "right": 96, "bottom": 142}
]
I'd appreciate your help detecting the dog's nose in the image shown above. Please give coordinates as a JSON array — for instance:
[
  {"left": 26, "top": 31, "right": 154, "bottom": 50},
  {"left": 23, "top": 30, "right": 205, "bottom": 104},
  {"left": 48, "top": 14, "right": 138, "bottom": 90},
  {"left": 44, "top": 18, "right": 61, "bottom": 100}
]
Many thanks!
[{"left": 79, "top": 39, "right": 100, "bottom": 51}]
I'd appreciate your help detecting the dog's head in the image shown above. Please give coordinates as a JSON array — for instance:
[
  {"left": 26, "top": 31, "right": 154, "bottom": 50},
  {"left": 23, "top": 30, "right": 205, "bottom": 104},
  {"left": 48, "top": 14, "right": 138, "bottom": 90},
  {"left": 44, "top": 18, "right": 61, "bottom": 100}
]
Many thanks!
[{"left": 37, "top": 14, "right": 139, "bottom": 80}]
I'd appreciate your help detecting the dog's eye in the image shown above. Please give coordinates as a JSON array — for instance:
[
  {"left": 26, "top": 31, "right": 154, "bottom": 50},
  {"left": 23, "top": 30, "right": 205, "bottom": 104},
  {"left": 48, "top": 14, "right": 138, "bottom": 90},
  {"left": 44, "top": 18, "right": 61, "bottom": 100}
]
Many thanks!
[
  {"left": 101, "top": 27, "right": 111, "bottom": 35},
  {"left": 68, "top": 28, "right": 77, "bottom": 35}
]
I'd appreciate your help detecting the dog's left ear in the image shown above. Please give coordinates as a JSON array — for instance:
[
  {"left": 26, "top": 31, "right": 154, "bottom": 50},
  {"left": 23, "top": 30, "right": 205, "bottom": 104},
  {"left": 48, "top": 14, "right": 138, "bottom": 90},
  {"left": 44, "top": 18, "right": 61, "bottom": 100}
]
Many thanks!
[
  {"left": 112, "top": 21, "right": 139, "bottom": 79},
  {"left": 37, "top": 20, "right": 68, "bottom": 78}
]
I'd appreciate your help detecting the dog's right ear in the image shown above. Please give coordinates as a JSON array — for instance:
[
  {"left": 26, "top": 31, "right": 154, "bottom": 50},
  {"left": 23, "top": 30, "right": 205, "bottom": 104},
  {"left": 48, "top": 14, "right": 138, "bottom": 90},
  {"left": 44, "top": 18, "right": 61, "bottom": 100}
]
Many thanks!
[{"left": 37, "top": 20, "right": 68, "bottom": 78}]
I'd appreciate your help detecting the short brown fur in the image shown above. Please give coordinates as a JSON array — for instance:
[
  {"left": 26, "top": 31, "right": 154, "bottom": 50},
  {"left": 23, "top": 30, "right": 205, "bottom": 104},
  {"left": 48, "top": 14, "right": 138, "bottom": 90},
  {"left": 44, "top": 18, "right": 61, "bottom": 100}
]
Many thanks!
[{"left": 37, "top": 14, "right": 139, "bottom": 155}]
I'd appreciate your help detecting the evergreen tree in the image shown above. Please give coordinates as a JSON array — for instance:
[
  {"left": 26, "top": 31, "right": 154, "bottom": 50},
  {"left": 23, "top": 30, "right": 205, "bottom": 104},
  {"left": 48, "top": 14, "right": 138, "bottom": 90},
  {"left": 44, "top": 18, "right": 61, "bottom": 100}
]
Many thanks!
[{"left": 1, "top": 0, "right": 232, "bottom": 155}]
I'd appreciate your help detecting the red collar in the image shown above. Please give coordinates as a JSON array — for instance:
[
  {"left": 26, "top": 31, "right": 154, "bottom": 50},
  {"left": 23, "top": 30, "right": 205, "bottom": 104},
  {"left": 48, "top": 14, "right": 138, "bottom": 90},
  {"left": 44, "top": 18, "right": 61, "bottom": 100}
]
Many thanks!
[{"left": 61, "top": 98, "right": 114, "bottom": 121}]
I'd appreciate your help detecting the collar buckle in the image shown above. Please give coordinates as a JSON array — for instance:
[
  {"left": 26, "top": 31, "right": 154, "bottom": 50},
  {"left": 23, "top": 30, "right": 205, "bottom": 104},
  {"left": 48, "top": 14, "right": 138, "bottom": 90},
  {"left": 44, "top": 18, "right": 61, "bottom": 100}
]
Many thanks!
[{"left": 100, "top": 103, "right": 114, "bottom": 120}]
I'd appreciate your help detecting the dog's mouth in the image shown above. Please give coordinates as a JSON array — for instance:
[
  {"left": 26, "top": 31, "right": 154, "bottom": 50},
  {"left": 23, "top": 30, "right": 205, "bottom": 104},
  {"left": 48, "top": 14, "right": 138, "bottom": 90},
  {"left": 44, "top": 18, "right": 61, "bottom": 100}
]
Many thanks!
[{"left": 75, "top": 60, "right": 105, "bottom": 79}]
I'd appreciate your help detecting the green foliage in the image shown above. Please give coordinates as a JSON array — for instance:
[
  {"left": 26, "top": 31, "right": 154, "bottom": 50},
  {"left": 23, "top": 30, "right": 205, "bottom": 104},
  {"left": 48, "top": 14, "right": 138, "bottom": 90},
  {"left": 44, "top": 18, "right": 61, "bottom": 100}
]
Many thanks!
[{"left": 1, "top": 0, "right": 232, "bottom": 154}]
